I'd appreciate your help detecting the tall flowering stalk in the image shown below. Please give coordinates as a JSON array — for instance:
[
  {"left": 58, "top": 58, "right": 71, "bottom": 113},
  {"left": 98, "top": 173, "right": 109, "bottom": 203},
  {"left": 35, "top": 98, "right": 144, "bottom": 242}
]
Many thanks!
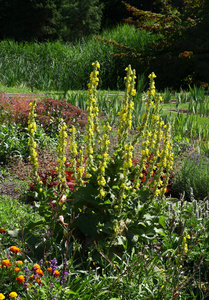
[
  {"left": 141, "top": 96, "right": 163, "bottom": 186},
  {"left": 117, "top": 65, "right": 136, "bottom": 147},
  {"left": 97, "top": 122, "right": 111, "bottom": 197},
  {"left": 28, "top": 100, "right": 40, "bottom": 184},
  {"left": 69, "top": 126, "right": 78, "bottom": 180},
  {"left": 118, "top": 142, "right": 134, "bottom": 211},
  {"left": 69, "top": 126, "right": 85, "bottom": 185},
  {"left": 134, "top": 72, "right": 156, "bottom": 140},
  {"left": 85, "top": 61, "right": 100, "bottom": 176},
  {"left": 56, "top": 122, "right": 68, "bottom": 188},
  {"left": 133, "top": 73, "right": 157, "bottom": 189},
  {"left": 117, "top": 65, "right": 136, "bottom": 210},
  {"left": 76, "top": 148, "right": 85, "bottom": 185},
  {"left": 150, "top": 123, "right": 173, "bottom": 197}
]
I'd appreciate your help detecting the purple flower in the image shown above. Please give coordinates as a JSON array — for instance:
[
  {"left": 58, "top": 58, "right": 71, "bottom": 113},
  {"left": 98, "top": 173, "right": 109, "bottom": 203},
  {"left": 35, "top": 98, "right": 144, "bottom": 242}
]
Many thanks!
[
  {"left": 50, "top": 258, "right": 58, "bottom": 277},
  {"left": 59, "top": 258, "right": 69, "bottom": 286}
]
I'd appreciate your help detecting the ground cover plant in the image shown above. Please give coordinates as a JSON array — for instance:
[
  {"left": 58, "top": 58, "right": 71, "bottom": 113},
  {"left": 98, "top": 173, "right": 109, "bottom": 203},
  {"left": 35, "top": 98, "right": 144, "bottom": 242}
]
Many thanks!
[{"left": 0, "top": 62, "right": 209, "bottom": 299}]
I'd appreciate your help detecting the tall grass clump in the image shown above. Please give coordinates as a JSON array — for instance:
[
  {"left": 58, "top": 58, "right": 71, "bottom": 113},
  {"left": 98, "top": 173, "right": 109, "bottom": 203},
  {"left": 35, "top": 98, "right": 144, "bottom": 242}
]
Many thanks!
[{"left": 0, "top": 24, "right": 159, "bottom": 92}]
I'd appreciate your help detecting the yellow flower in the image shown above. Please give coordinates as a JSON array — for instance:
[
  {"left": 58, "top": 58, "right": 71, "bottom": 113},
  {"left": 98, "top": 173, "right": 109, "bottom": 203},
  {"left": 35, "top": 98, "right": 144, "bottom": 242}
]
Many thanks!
[
  {"left": 9, "top": 292, "right": 18, "bottom": 299},
  {"left": 0, "top": 294, "right": 5, "bottom": 300},
  {"left": 15, "top": 260, "right": 23, "bottom": 266},
  {"left": 100, "top": 189, "right": 105, "bottom": 197}
]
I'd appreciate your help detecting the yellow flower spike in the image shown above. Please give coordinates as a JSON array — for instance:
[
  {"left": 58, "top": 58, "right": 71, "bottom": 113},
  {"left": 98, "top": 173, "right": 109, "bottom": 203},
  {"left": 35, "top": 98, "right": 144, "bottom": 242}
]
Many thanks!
[
  {"left": 27, "top": 100, "right": 40, "bottom": 184},
  {"left": 85, "top": 61, "right": 101, "bottom": 172},
  {"left": 57, "top": 122, "right": 68, "bottom": 190}
]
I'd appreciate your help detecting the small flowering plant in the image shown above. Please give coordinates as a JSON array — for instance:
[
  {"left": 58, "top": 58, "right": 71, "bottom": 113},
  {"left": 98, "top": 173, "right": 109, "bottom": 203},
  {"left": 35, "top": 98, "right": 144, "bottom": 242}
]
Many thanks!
[
  {"left": 0, "top": 245, "right": 70, "bottom": 299},
  {"left": 26, "top": 61, "right": 173, "bottom": 256}
]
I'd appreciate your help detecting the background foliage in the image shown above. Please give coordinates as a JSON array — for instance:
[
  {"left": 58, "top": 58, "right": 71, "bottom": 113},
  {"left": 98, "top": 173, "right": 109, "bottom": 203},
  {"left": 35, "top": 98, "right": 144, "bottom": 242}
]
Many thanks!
[{"left": 109, "top": 0, "right": 209, "bottom": 90}]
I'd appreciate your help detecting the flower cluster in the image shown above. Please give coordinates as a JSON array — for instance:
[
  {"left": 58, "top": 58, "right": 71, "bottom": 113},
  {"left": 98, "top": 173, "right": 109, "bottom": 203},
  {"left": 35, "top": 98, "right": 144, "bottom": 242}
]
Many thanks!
[
  {"left": 1, "top": 255, "right": 23, "bottom": 299},
  {"left": 28, "top": 100, "right": 40, "bottom": 183},
  {"left": 1, "top": 247, "right": 69, "bottom": 299}
]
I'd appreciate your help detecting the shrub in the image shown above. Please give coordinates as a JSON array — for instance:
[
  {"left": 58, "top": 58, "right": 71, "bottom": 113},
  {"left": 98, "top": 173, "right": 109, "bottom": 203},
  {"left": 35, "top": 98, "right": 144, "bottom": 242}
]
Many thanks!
[{"left": 0, "top": 95, "right": 87, "bottom": 136}]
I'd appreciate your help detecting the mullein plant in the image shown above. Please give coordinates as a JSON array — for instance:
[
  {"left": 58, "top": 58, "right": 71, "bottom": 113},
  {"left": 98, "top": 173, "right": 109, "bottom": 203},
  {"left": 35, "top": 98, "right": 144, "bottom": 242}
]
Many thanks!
[{"left": 27, "top": 62, "right": 174, "bottom": 254}]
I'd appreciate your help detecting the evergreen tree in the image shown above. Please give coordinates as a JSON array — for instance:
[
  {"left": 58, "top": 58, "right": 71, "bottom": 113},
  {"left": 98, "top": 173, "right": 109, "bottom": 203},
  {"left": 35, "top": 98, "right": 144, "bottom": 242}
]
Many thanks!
[{"left": 58, "top": 0, "right": 103, "bottom": 41}]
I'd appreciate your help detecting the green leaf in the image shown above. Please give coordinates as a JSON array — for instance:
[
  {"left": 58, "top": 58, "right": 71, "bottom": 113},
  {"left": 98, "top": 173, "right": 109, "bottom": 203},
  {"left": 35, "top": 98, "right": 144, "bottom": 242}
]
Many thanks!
[
  {"left": 102, "top": 200, "right": 112, "bottom": 205},
  {"left": 65, "top": 290, "right": 78, "bottom": 295},
  {"left": 112, "top": 185, "right": 119, "bottom": 190},
  {"left": 75, "top": 213, "right": 102, "bottom": 239},
  {"left": 158, "top": 215, "right": 167, "bottom": 229},
  {"left": 24, "top": 220, "right": 45, "bottom": 230},
  {"left": 72, "top": 183, "right": 99, "bottom": 208}
]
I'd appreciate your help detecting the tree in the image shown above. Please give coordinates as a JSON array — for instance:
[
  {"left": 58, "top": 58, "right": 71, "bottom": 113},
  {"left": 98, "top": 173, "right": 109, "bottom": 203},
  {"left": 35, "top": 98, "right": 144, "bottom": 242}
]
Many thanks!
[
  {"left": 97, "top": 0, "right": 209, "bottom": 89},
  {"left": 0, "top": 0, "right": 61, "bottom": 41},
  {"left": 58, "top": 0, "right": 103, "bottom": 42}
]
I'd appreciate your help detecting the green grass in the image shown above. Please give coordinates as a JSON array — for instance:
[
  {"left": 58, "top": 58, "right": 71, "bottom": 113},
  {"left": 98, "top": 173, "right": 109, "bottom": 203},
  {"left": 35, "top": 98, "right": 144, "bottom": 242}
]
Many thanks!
[
  {"left": 0, "top": 83, "right": 44, "bottom": 94},
  {"left": 162, "top": 110, "right": 209, "bottom": 126},
  {"left": 0, "top": 23, "right": 156, "bottom": 92},
  {"left": 0, "top": 195, "right": 40, "bottom": 230}
]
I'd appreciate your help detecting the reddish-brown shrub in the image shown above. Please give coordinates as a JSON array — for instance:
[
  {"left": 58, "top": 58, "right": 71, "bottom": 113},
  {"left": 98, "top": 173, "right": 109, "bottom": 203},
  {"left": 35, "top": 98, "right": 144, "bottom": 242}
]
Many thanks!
[{"left": 0, "top": 94, "right": 87, "bottom": 131}]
